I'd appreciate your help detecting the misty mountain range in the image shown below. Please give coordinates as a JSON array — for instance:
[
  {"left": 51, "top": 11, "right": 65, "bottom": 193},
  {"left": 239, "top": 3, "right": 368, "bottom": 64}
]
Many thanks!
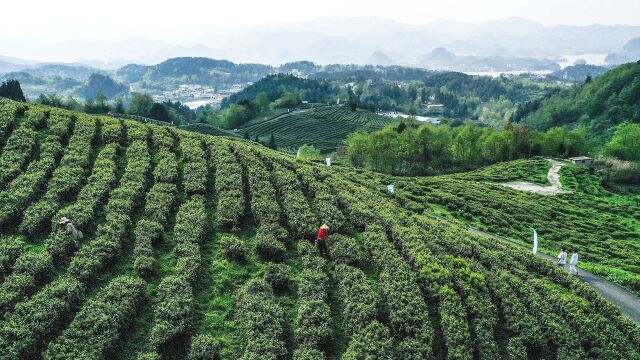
[
  {"left": 2, "top": 17, "right": 640, "bottom": 69},
  {"left": 0, "top": 17, "right": 640, "bottom": 72}
]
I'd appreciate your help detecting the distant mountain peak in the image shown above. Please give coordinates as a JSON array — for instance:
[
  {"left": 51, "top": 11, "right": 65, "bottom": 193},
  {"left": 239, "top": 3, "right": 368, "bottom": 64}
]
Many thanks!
[{"left": 368, "top": 51, "right": 394, "bottom": 66}]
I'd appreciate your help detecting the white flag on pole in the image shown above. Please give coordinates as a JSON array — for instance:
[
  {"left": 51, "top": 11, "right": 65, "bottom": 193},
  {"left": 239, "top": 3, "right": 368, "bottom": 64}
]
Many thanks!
[{"left": 533, "top": 229, "right": 538, "bottom": 255}]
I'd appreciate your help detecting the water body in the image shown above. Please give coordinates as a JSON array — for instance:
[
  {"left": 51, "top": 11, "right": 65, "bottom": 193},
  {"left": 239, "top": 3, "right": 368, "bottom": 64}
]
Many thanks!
[
  {"left": 463, "top": 54, "right": 609, "bottom": 77},
  {"left": 557, "top": 54, "right": 609, "bottom": 69},
  {"left": 184, "top": 99, "right": 219, "bottom": 109},
  {"left": 463, "top": 70, "right": 553, "bottom": 78}
]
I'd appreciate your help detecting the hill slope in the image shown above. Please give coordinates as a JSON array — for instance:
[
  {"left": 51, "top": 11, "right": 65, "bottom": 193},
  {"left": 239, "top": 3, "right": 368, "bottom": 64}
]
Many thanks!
[
  {"left": 237, "top": 105, "right": 393, "bottom": 153},
  {"left": 393, "top": 159, "right": 640, "bottom": 296},
  {"left": 0, "top": 99, "right": 638, "bottom": 359},
  {"left": 513, "top": 61, "right": 640, "bottom": 138}
]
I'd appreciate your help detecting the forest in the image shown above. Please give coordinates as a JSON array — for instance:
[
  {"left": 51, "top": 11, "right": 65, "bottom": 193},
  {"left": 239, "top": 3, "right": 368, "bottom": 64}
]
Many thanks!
[{"left": 512, "top": 61, "right": 640, "bottom": 138}]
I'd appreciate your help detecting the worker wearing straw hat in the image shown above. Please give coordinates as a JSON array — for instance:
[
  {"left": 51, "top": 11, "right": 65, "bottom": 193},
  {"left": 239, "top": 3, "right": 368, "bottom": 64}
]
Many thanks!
[
  {"left": 316, "top": 224, "right": 330, "bottom": 258},
  {"left": 59, "top": 217, "right": 83, "bottom": 247}
]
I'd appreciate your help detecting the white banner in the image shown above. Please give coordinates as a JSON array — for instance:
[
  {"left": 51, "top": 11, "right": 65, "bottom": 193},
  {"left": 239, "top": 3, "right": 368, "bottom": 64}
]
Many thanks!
[{"left": 533, "top": 229, "right": 538, "bottom": 255}]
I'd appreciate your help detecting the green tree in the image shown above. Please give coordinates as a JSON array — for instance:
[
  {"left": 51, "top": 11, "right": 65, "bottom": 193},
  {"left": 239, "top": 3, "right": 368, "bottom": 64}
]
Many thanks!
[
  {"left": 481, "top": 130, "right": 514, "bottom": 163},
  {"left": 268, "top": 133, "right": 277, "bottom": 149},
  {"left": 149, "top": 103, "right": 170, "bottom": 121},
  {"left": 298, "top": 144, "right": 321, "bottom": 160},
  {"left": 603, "top": 122, "right": 640, "bottom": 161},
  {"left": 220, "top": 104, "right": 251, "bottom": 129},
  {"left": 253, "top": 92, "right": 270, "bottom": 112},
  {"left": 0, "top": 80, "right": 26, "bottom": 102},
  {"left": 451, "top": 124, "right": 481, "bottom": 163},
  {"left": 541, "top": 127, "right": 567, "bottom": 156},
  {"left": 272, "top": 92, "right": 301, "bottom": 109},
  {"left": 94, "top": 93, "right": 110, "bottom": 114},
  {"left": 565, "top": 128, "right": 589, "bottom": 157},
  {"left": 344, "top": 131, "right": 369, "bottom": 168},
  {"left": 129, "top": 93, "right": 154, "bottom": 117},
  {"left": 113, "top": 97, "right": 125, "bottom": 113}
]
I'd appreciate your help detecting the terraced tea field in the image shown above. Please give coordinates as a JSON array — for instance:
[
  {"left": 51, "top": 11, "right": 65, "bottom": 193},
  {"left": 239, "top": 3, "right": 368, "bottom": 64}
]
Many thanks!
[
  {"left": 236, "top": 106, "right": 393, "bottom": 153},
  {"left": 392, "top": 159, "right": 640, "bottom": 296},
  {"left": 0, "top": 98, "right": 638, "bottom": 359}
]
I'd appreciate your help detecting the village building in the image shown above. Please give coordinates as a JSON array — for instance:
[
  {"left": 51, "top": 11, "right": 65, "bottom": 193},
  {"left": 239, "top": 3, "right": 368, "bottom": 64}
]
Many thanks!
[{"left": 569, "top": 156, "right": 593, "bottom": 166}]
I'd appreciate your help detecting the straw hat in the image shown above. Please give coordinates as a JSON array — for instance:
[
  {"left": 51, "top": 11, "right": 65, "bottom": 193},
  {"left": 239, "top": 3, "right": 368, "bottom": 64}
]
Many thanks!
[
  {"left": 59, "top": 217, "right": 71, "bottom": 225},
  {"left": 320, "top": 224, "right": 329, "bottom": 230}
]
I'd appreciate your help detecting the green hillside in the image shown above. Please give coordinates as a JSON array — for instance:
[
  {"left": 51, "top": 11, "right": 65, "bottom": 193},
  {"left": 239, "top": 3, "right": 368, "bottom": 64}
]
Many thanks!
[
  {"left": 393, "top": 159, "right": 640, "bottom": 295},
  {"left": 0, "top": 98, "right": 638, "bottom": 359},
  {"left": 512, "top": 61, "right": 640, "bottom": 138},
  {"left": 237, "top": 106, "right": 393, "bottom": 153}
]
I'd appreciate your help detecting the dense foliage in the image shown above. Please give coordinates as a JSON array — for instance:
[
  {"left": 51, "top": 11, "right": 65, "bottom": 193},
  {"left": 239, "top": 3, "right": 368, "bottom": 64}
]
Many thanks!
[
  {"left": 221, "top": 74, "right": 337, "bottom": 108},
  {"left": 0, "top": 80, "right": 26, "bottom": 102},
  {"left": 343, "top": 121, "right": 588, "bottom": 175},
  {"left": 0, "top": 98, "right": 638, "bottom": 360},
  {"left": 512, "top": 62, "right": 640, "bottom": 138}
]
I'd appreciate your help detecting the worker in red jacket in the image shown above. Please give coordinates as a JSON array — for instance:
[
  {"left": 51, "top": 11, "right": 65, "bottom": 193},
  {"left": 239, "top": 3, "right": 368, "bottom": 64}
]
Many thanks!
[{"left": 316, "top": 224, "right": 330, "bottom": 257}]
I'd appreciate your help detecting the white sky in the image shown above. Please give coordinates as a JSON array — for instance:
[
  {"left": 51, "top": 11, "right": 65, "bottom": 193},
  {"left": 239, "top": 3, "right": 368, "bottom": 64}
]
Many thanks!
[{"left": 4, "top": 0, "right": 640, "bottom": 43}]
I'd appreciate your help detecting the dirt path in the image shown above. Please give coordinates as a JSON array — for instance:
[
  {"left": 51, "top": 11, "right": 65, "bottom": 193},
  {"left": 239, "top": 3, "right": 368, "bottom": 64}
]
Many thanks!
[
  {"left": 466, "top": 226, "right": 640, "bottom": 324},
  {"left": 501, "top": 159, "right": 570, "bottom": 195}
]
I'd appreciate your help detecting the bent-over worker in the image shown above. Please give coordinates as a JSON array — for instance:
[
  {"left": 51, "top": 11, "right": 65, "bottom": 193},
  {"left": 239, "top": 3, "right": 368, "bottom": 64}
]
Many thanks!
[
  {"left": 316, "top": 224, "right": 330, "bottom": 258},
  {"left": 59, "top": 217, "right": 83, "bottom": 247}
]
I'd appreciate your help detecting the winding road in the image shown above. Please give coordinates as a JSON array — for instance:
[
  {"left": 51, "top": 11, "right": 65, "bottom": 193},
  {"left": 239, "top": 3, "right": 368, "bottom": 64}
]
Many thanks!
[{"left": 501, "top": 159, "right": 570, "bottom": 195}]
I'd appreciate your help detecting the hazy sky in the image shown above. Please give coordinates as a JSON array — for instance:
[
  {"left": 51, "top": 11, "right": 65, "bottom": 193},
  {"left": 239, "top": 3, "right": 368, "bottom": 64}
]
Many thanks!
[{"left": 5, "top": 0, "right": 640, "bottom": 43}]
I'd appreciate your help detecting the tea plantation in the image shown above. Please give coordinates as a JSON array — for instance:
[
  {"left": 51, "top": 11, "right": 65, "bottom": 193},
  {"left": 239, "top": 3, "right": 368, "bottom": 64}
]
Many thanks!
[
  {"left": 236, "top": 106, "right": 393, "bottom": 153},
  {"left": 392, "top": 160, "right": 640, "bottom": 296},
  {"left": 0, "top": 98, "right": 638, "bottom": 359}
]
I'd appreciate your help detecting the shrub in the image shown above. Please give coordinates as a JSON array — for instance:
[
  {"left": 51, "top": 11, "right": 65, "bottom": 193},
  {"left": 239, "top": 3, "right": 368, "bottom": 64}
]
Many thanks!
[
  {"left": 236, "top": 278, "right": 286, "bottom": 360},
  {"left": 363, "top": 225, "right": 433, "bottom": 357},
  {"left": 101, "top": 122, "right": 123, "bottom": 144},
  {"left": 188, "top": 334, "right": 220, "bottom": 360},
  {"left": 220, "top": 235, "right": 245, "bottom": 261},
  {"left": 335, "top": 264, "right": 378, "bottom": 334},
  {"left": 255, "top": 233, "right": 286, "bottom": 262},
  {"left": 342, "top": 321, "right": 393, "bottom": 360},
  {"left": 153, "top": 150, "right": 178, "bottom": 184},
  {"left": 151, "top": 126, "right": 175, "bottom": 150},
  {"left": 0, "top": 135, "right": 62, "bottom": 227},
  {"left": 297, "top": 269, "right": 328, "bottom": 303},
  {"left": 256, "top": 223, "right": 288, "bottom": 242},
  {"left": 44, "top": 276, "right": 145, "bottom": 359},
  {"left": 293, "top": 347, "right": 325, "bottom": 360},
  {"left": 329, "top": 234, "right": 363, "bottom": 267},
  {"left": 0, "top": 125, "right": 36, "bottom": 186},
  {"left": 136, "top": 352, "right": 160, "bottom": 360},
  {"left": 263, "top": 263, "right": 290, "bottom": 291},
  {"left": 294, "top": 300, "right": 332, "bottom": 348},
  {"left": 149, "top": 275, "right": 194, "bottom": 348},
  {"left": 210, "top": 141, "right": 245, "bottom": 228},
  {"left": 0, "top": 251, "right": 53, "bottom": 313},
  {"left": 0, "top": 276, "right": 85, "bottom": 359},
  {"left": 181, "top": 137, "right": 207, "bottom": 195},
  {"left": 272, "top": 162, "right": 317, "bottom": 237},
  {"left": 233, "top": 145, "right": 281, "bottom": 225},
  {"left": 0, "top": 236, "right": 23, "bottom": 276}
]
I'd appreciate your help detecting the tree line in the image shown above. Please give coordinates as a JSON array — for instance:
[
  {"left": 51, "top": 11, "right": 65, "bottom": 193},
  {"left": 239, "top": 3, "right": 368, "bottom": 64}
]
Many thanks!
[{"left": 342, "top": 121, "right": 593, "bottom": 175}]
